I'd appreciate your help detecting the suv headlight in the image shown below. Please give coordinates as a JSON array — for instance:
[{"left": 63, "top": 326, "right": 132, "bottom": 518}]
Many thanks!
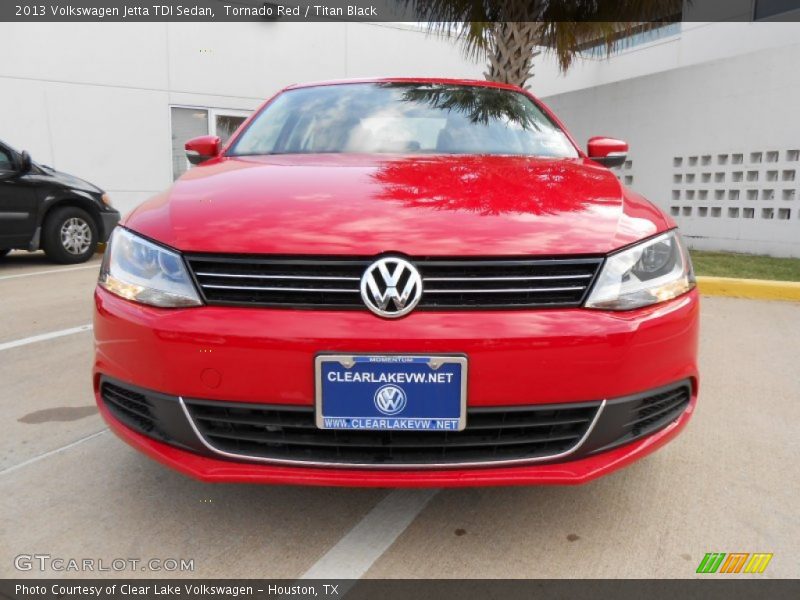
[
  {"left": 585, "top": 230, "right": 695, "bottom": 310},
  {"left": 99, "top": 227, "right": 202, "bottom": 307}
]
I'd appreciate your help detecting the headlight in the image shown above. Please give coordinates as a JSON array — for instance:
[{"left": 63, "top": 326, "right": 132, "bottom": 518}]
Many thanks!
[
  {"left": 99, "top": 228, "right": 202, "bottom": 307},
  {"left": 585, "top": 230, "right": 695, "bottom": 310}
]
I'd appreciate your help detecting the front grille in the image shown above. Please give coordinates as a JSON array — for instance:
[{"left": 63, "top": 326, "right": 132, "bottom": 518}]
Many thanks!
[
  {"left": 182, "top": 400, "right": 600, "bottom": 466},
  {"left": 101, "top": 382, "right": 156, "bottom": 434},
  {"left": 627, "top": 385, "right": 691, "bottom": 440},
  {"left": 100, "top": 376, "right": 692, "bottom": 469},
  {"left": 588, "top": 383, "right": 692, "bottom": 454},
  {"left": 185, "top": 255, "right": 603, "bottom": 310}
]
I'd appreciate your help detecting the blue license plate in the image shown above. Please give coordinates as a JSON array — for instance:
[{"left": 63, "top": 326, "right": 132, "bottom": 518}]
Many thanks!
[{"left": 315, "top": 355, "right": 467, "bottom": 431}]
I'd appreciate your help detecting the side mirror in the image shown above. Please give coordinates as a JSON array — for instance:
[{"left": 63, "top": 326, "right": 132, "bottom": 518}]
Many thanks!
[
  {"left": 587, "top": 137, "right": 628, "bottom": 168},
  {"left": 18, "top": 150, "right": 32, "bottom": 174},
  {"left": 185, "top": 135, "right": 221, "bottom": 166}
]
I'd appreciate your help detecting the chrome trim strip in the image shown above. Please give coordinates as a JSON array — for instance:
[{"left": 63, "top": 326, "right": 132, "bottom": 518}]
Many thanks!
[
  {"left": 425, "top": 286, "right": 585, "bottom": 294},
  {"left": 0, "top": 212, "right": 31, "bottom": 220},
  {"left": 201, "top": 284, "right": 358, "bottom": 293},
  {"left": 195, "top": 272, "right": 360, "bottom": 281},
  {"left": 177, "top": 396, "right": 606, "bottom": 470},
  {"left": 198, "top": 273, "right": 591, "bottom": 283},
  {"left": 424, "top": 274, "right": 593, "bottom": 282}
]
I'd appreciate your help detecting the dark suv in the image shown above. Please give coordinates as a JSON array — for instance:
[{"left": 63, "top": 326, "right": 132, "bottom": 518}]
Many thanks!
[{"left": 0, "top": 140, "right": 120, "bottom": 263}]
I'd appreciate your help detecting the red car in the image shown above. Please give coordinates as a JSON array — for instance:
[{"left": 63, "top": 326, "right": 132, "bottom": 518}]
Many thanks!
[{"left": 93, "top": 78, "right": 698, "bottom": 487}]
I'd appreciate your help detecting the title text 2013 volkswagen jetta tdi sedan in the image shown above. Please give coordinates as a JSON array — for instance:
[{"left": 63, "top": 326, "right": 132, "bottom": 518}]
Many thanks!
[{"left": 93, "top": 78, "right": 699, "bottom": 487}]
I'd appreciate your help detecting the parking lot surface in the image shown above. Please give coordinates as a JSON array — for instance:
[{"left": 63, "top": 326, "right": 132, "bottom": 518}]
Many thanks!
[{"left": 1, "top": 251, "right": 798, "bottom": 579}]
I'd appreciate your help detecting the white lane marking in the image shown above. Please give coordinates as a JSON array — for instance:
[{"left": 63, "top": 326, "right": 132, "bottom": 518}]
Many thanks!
[
  {"left": 301, "top": 488, "right": 438, "bottom": 581},
  {"left": 0, "top": 429, "right": 108, "bottom": 476},
  {"left": 0, "top": 263, "right": 99, "bottom": 281},
  {"left": 0, "top": 324, "right": 93, "bottom": 352}
]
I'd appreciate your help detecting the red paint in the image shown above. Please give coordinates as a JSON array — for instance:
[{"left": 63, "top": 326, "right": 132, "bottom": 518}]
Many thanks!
[
  {"left": 587, "top": 136, "right": 629, "bottom": 159},
  {"left": 124, "top": 154, "right": 666, "bottom": 256},
  {"left": 184, "top": 135, "right": 220, "bottom": 162},
  {"left": 98, "top": 77, "right": 699, "bottom": 486},
  {"left": 94, "top": 287, "right": 698, "bottom": 407}
]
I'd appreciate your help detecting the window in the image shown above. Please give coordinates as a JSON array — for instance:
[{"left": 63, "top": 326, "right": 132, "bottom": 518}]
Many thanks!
[
  {"left": 171, "top": 108, "right": 208, "bottom": 180},
  {"left": 212, "top": 115, "right": 246, "bottom": 146},
  {"left": 0, "top": 148, "right": 12, "bottom": 169},
  {"left": 579, "top": 22, "right": 681, "bottom": 57},
  {"left": 170, "top": 107, "right": 250, "bottom": 180},
  {"left": 230, "top": 83, "right": 578, "bottom": 158},
  {"left": 0, "top": 147, "right": 15, "bottom": 173},
  {"left": 754, "top": 0, "right": 800, "bottom": 20}
]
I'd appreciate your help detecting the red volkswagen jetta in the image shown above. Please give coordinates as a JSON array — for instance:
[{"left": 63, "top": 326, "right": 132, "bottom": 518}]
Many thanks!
[{"left": 93, "top": 78, "right": 698, "bottom": 487}]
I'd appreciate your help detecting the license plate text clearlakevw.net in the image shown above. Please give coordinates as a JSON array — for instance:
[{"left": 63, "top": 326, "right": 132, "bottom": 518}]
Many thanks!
[{"left": 316, "top": 355, "right": 466, "bottom": 431}]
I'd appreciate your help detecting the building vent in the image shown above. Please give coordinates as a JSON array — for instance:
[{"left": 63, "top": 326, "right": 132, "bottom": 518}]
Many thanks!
[
  {"left": 612, "top": 158, "right": 635, "bottom": 188},
  {"left": 669, "top": 148, "right": 799, "bottom": 252}
]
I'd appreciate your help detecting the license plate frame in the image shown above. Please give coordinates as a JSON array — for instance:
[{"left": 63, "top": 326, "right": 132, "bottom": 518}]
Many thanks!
[{"left": 314, "top": 354, "right": 468, "bottom": 432}]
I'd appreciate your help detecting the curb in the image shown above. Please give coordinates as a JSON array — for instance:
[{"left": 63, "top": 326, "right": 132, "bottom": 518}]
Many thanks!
[{"left": 696, "top": 276, "right": 800, "bottom": 302}]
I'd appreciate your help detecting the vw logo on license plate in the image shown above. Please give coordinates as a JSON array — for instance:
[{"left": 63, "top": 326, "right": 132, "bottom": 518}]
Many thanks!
[{"left": 374, "top": 384, "right": 408, "bottom": 416}]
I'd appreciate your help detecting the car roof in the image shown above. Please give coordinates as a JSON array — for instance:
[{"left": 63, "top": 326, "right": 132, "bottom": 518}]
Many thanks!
[{"left": 283, "top": 77, "right": 525, "bottom": 93}]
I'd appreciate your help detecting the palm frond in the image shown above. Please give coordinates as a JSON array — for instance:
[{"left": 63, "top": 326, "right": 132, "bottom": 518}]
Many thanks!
[
  {"left": 404, "top": 0, "right": 490, "bottom": 59},
  {"left": 406, "top": 0, "right": 687, "bottom": 84}
]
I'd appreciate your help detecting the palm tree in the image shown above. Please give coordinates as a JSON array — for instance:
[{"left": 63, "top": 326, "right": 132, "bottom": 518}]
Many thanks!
[{"left": 408, "top": 0, "right": 683, "bottom": 88}]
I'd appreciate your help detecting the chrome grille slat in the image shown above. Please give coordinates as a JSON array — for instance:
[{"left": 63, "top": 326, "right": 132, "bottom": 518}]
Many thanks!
[
  {"left": 425, "top": 274, "right": 593, "bottom": 281},
  {"left": 195, "top": 272, "right": 360, "bottom": 281},
  {"left": 203, "top": 284, "right": 359, "bottom": 293},
  {"left": 186, "top": 255, "right": 603, "bottom": 309},
  {"left": 425, "top": 286, "right": 586, "bottom": 294}
]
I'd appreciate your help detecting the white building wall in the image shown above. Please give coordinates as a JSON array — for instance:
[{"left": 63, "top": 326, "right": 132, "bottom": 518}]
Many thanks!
[
  {"left": 532, "top": 21, "right": 800, "bottom": 97},
  {"left": 0, "top": 22, "right": 482, "bottom": 216},
  {"left": 538, "top": 23, "right": 800, "bottom": 257}
]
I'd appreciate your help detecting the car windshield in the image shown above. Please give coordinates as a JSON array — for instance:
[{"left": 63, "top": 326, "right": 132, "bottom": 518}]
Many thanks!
[{"left": 228, "top": 82, "right": 579, "bottom": 158}]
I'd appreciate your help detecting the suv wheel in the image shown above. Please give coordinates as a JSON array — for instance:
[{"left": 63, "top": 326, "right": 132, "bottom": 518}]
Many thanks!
[{"left": 42, "top": 206, "right": 98, "bottom": 264}]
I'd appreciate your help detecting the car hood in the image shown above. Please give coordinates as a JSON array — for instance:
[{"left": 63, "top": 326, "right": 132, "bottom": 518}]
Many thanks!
[
  {"left": 38, "top": 164, "right": 104, "bottom": 194},
  {"left": 125, "top": 154, "right": 669, "bottom": 256}
]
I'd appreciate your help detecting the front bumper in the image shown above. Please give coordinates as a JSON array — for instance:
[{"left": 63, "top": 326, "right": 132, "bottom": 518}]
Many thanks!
[
  {"left": 93, "top": 286, "right": 699, "bottom": 486},
  {"left": 98, "top": 209, "right": 121, "bottom": 242}
]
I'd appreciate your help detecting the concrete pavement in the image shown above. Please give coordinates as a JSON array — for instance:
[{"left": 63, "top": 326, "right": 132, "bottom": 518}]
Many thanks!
[{"left": 1, "top": 252, "right": 798, "bottom": 579}]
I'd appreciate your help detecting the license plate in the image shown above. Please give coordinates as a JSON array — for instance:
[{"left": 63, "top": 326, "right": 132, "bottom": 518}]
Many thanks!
[{"left": 315, "top": 354, "right": 467, "bottom": 431}]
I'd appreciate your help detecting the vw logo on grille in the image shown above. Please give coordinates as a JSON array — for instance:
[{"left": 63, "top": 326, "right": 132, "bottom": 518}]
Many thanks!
[
  {"left": 360, "top": 257, "right": 423, "bottom": 318},
  {"left": 374, "top": 384, "right": 407, "bottom": 416}
]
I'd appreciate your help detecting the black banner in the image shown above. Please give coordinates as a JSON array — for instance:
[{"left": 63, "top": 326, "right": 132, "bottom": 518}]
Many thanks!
[
  {"left": 2, "top": 0, "right": 800, "bottom": 23},
  {"left": 2, "top": 579, "right": 799, "bottom": 600}
]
